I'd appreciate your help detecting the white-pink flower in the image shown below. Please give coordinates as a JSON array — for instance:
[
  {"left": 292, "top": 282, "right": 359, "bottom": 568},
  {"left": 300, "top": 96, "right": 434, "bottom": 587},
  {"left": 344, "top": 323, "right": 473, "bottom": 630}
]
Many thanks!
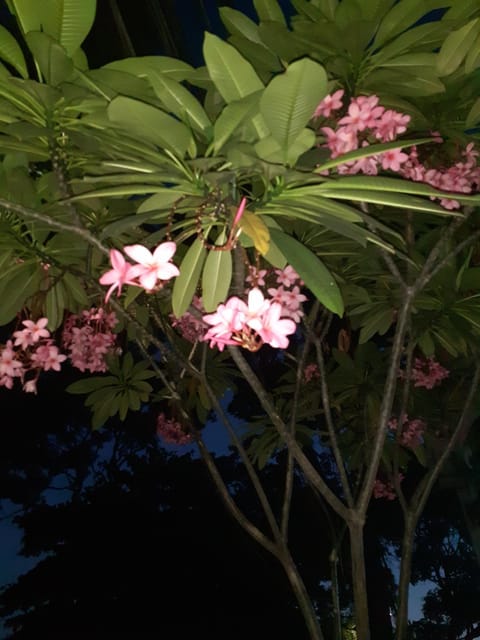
[
  {"left": 124, "top": 242, "right": 180, "bottom": 292},
  {"left": 13, "top": 318, "right": 50, "bottom": 348}
]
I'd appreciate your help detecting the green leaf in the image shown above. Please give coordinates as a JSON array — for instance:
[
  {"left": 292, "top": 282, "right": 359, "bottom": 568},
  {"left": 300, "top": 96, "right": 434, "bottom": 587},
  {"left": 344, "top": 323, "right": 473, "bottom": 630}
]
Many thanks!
[
  {"left": 358, "top": 307, "right": 394, "bottom": 343},
  {"left": 253, "top": 0, "right": 287, "bottom": 25},
  {"left": 66, "top": 376, "right": 119, "bottom": 394},
  {"left": 43, "top": 0, "right": 97, "bottom": 57},
  {"left": 6, "top": 0, "right": 43, "bottom": 35},
  {"left": 202, "top": 32, "right": 268, "bottom": 139},
  {"left": 465, "top": 34, "right": 480, "bottom": 74},
  {"left": 436, "top": 18, "right": 480, "bottom": 76},
  {"left": 45, "top": 281, "right": 65, "bottom": 331},
  {"left": 317, "top": 187, "right": 455, "bottom": 215},
  {"left": 220, "top": 7, "right": 263, "bottom": 43},
  {"left": 104, "top": 56, "right": 196, "bottom": 82},
  {"left": 259, "top": 58, "right": 327, "bottom": 161},
  {"left": 254, "top": 128, "right": 315, "bottom": 165},
  {"left": 0, "top": 263, "right": 41, "bottom": 325},
  {"left": 172, "top": 238, "right": 207, "bottom": 317},
  {"left": 202, "top": 229, "right": 233, "bottom": 312},
  {"left": 147, "top": 72, "right": 211, "bottom": 136},
  {"left": 25, "top": 31, "right": 74, "bottom": 86},
  {"left": 0, "top": 24, "right": 28, "bottom": 78},
  {"left": 212, "top": 91, "right": 262, "bottom": 153},
  {"left": 268, "top": 227, "right": 344, "bottom": 315},
  {"left": 107, "top": 96, "right": 193, "bottom": 157},
  {"left": 314, "top": 137, "right": 432, "bottom": 172},
  {"left": 63, "top": 272, "right": 89, "bottom": 307},
  {"left": 373, "top": 0, "right": 436, "bottom": 47}
]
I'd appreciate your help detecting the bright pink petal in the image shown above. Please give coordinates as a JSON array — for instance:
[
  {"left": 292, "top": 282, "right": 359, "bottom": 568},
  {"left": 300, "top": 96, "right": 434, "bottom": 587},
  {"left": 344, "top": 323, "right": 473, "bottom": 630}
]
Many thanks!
[{"left": 152, "top": 241, "right": 177, "bottom": 263}]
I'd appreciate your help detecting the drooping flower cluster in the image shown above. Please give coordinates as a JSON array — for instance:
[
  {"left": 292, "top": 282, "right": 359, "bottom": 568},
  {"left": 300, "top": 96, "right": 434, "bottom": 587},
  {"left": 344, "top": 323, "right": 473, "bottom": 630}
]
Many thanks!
[
  {"left": 314, "top": 91, "right": 411, "bottom": 174},
  {"left": 389, "top": 415, "right": 426, "bottom": 449},
  {"left": 399, "top": 356, "right": 449, "bottom": 389},
  {"left": 373, "top": 475, "right": 404, "bottom": 500},
  {"left": 304, "top": 363, "right": 320, "bottom": 382},
  {"left": 170, "top": 296, "right": 206, "bottom": 343},
  {"left": 411, "top": 356, "right": 449, "bottom": 389},
  {"left": 62, "top": 307, "right": 118, "bottom": 373},
  {"left": 156, "top": 412, "right": 192, "bottom": 446},
  {"left": 99, "top": 242, "right": 180, "bottom": 302},
  {"left": 203, "top": 287, "right": 297, "bottom": 352},
  {"left": 0, "top": 318, "right": 67, "bottom": 393},
  {"left": 267, "top": 265, "right": 308, "bottom": 323},
  {"left": 399, "top": 142, "right": 480, "bottom": 209}
]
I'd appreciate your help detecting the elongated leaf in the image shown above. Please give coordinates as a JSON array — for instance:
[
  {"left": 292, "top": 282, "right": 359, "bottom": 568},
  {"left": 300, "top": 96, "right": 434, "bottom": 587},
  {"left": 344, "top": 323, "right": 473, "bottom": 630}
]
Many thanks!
[
  {"left": 0, "top": 24, "right": 27, "bottom": 78},
  {"left": 148, "top": 72, "right": 211, "bottom": 136},
  {"left": 314, "top": 137, "right": 432, "bottom": 172},
  {"left": 25, "top": 32, "right": 74, "bottom": 86},
  {"left": 67, "top": 376, "right": 119, "bottom": 394},
  {"left": 203, "top": 32, "right": 268, "bottom": 138},
  {"left": 466, "top": 97, "right": 480, "bottom": 128},
  {"left": 253, "top": 0, "right": 287, "bottom": 25},
  {"left": 202, "top": 230, "right": 232, "bottom": 312},
  {"left": 0, "top": 264, "right": 41, "bottom": 325},
  {"left": 436, "top": 18, "right": 480, "bottom": 76},
  {"left": 44, "top": 0, "right": 97, "bottom": 56},
  {"left": 254, "top": 127, "right": 315, "bottom": 165},
  {"left": 6, "top": 0, "right": 42, "bottom": 34},
  {"left": 260, "top": 58, "right": 327, "bottom": 159},
  {"left": 220, "top": 7, "right": 263, "bottom": 43},
  {"left": 45, "top": 280, "right": 65, "bottom": 330},
  {"left": 373, "top": 0, "right": 431, "bottom": 47},
  {"left": 268, "top": 227, "right": 344, "bottom": 315},
  {"left": 212, "top": 91, "right": 262, "bottom": 153},
  {"left": 172, "top": 238, "right": 207, "bottom": 317},
  {"left": 104, "top": 56, "right": 195, "bottom": 82},
  {"left": 317, "top": 188, "right": 455, "bottom": 215},
  {"left": 107, "top": 96, "right": 192, "bottom": 157}
]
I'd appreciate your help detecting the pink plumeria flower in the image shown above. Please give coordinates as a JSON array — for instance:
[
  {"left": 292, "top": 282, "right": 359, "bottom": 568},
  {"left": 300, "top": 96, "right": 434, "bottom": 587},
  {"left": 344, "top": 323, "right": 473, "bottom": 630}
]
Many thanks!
[
  {"left": 13, "top": 317, "right": 50, "bottom": 349},
  {"left": 99, "top": 249, "right": 143, "bottom": 303},
  {"left": 251, "top": 302, "right": 296, "bottom": 349},
  {"left": 31, "top": 345, "right": 67, "bottom": 372},
  {"left": 23, "top": 379, "right": 38, "bottom": 394},
  {"left": 124, "top": 242, "right": 179, "bottom": 292},
  {"left": 313, "top": 89, "right": 344, "bottom": 118}
]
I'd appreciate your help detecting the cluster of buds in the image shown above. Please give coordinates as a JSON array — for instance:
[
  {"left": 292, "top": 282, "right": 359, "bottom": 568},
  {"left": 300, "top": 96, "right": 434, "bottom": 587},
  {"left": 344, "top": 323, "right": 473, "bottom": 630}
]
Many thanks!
[
  {"left": 373, "top": 474, "right": 404, "bottom": 500},
  {"left": 0, "top": 318, "right": 67, "bottom": 393},
  {"left": 389, "top": 415, "right": 426, "bottom": 449},
  {"left": 400, "top": 356, "right": 449, "bottom": 390}
]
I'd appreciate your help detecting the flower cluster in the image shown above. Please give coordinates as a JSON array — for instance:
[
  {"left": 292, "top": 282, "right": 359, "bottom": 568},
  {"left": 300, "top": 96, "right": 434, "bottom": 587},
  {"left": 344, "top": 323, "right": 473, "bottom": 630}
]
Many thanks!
[
  {"left": 203, "top": 287, "right": 297, "bottom": 352},
  {"left": 314, "top": 91, "right": 411, "bottom": 174},
  {"left": 389, "top": 415, "right": 426, "bottom": 449},
  {"left": 314, "top": 90, "right": 480, "bottom": 208},
  {"left": 99, "top": 242, "right": 179, "bottom": 302},
  {"left": 62, "top": 307, "right": 118, "bottom": 373},
  {"left": 373, "top": 475, "right": 403, "bottom": 500},
  {"left": 170, "top": 296, "right": 206, "bottom": 343},
  {"left": 156, "top": 412, "right": 192, "bottom": 446},
  {"left": 304, "top": 363, "right": 320, "bottom": 382},
  {"left": 399, "top": 356, "right": 449, "bottom": 389},
  {"left": 399, "top": 142, "right": 480, "bottom": 209},
  {"left": 0, "top": 318, "right": 67, "bottom": 393},
  {"left": 411, "top": 356, "right": 449, "bottom": 389}
]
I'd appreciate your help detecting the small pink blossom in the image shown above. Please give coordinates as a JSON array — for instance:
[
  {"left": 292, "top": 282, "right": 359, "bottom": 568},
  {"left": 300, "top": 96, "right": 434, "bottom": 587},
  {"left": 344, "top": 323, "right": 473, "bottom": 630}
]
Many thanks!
[
  {"left": 0, "top": 341, "right": 23, "bottom": 378},
  {"left": 156, "top": 413, "right": 192, "bottom": 445},
  {"left": 99, "top": 249, "right": 143, "bottom": 303},
  {"left": 313, "top": 89, "right": 344, "bottom": 118},
  {"left": 13, "top": 317, "right": 50, "bottom": 348}
]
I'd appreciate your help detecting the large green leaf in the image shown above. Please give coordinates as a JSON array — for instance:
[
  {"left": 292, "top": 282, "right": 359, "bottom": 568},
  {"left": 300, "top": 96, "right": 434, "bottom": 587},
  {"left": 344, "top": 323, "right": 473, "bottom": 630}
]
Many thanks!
[
  {"left": 202, "top": 32, "right": 268, "bottom": 139},
  {"left": 147, "top": 72, "right": 211, "bottom": 136},
  {"left": 0, "top": 24, "right": 27, "bottom": 78},
  {"left": 42, "top": 0, "right": 97, "bottom": 56},
  {"left": 5, "top": 0, "right": 42, "bottom": 35},
  {"left": 212, "top": 91, "right": 262, "bottom": 153},
  {"left": 202, "top": 230, "right": 233, "bottom": 312},
  {"left": 254, "top": 128, "right": 315, "bottom": 165},
  {"left": 25, "top": 32, "right": 74, "bottom": 86},
  {"left": 373, "top": 0, "right": 439, "bottom": 47},
  {"left": 220, "top": 7, "right": 263, "bottom": 43},
  {"left": 436, "top": 18, "right": 480, "bottom": 76},
  {"left": 259, "top": 58, "right": 327, "bottom": 162},
  {"left": 268, "top": 227, "right": 344, "bottom": 315},
  {"left": 172, "top": 238, "right": 207, "bottom": 318},
  {"left": 107, "top": 96, "right": 193, "bottom": 157},
  {"left": 104, "top": 56, "right": 196, "bottom": 82}
]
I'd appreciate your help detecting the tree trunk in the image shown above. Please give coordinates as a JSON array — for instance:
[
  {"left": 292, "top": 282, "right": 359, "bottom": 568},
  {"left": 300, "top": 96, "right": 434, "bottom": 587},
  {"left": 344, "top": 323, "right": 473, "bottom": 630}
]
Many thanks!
[
  {"left": 349, "top": 519, "right": 371, "bottom": 640},
  {"left": 395, "top": 514, "right": 416, "bottom": 640}
]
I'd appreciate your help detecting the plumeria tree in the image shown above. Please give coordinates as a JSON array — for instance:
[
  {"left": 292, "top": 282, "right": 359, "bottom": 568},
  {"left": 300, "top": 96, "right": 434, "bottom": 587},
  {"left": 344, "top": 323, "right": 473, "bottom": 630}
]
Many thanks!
[{"left": 1, "top": 0, "right": 480, "bottom": 638}]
